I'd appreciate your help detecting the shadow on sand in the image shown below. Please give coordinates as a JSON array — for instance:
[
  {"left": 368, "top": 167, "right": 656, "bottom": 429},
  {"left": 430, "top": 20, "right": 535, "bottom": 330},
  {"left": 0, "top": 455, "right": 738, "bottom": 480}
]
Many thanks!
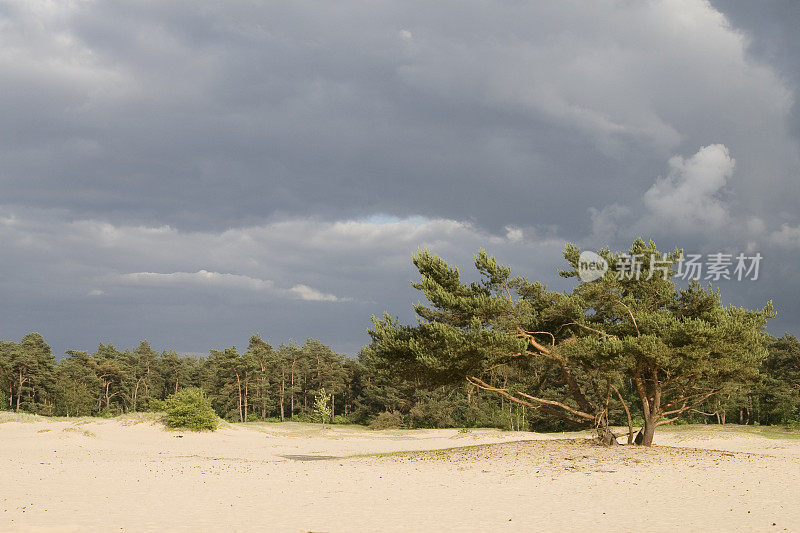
[{"left": 281, "top": 454, "right": 339, "bottom": 461}]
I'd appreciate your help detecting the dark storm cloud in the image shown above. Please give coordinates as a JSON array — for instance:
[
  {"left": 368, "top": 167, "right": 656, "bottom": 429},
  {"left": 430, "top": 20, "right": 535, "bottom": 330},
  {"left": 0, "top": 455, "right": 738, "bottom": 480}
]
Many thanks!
[
  {"left": 3, "top": 0, "right": 797, "bottom": 231},
  {"left": 1, "top": 0, "right": 799, "bottom": 355},
  {"left": 711, "top": 0, "right": 800, "bottom": 134}
]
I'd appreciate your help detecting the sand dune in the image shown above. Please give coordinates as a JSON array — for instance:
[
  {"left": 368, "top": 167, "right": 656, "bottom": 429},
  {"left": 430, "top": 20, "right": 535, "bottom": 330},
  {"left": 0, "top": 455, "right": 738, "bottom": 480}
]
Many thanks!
[{"left": 2, "top": 415, "right": 799, "bottom": 532}]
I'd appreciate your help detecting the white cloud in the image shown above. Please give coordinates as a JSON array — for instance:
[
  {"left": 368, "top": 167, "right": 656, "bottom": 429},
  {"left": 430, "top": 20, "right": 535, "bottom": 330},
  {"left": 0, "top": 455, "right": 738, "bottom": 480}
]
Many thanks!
[
  {"left": 769, "top": 224, "right": 800, "bottom": 249},
  {"left": 590, "top": 145, "right": 800, "bottom": 252},
  {"left": 504, "top": 226, "right": 523, "bottom": 242},
  {"left": 114, "top": 270, "right": 275, "bottom": 292},
  {"left": 643, "top": 144, "right": 735, "bottom": 232},
  {"left": 289, "top": 284, "right": 345, "bottom": 302},
  {"left": 111, "top": 270, "right": 350, "bottom": 302}
]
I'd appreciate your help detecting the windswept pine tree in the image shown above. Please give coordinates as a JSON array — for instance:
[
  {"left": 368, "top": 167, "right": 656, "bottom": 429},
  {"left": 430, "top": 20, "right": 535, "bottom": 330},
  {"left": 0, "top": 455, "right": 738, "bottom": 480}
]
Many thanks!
[{"left": 369, "top": 238, "right": 775, "bottom": 445}]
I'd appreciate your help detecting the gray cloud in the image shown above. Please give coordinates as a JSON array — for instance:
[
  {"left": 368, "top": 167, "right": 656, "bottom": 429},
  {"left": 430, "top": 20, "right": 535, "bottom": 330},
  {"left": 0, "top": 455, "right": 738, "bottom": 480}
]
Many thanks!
[
  {"left": 0, "top": 206, "right": 569, "bottom": 354},
  {"left": 1, "top": 0, "right": 799, "bottom": 355}
]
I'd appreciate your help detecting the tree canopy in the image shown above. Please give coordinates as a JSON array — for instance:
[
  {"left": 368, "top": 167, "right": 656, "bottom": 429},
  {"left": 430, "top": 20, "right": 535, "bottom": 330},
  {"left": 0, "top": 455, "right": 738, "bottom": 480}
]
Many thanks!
[{"left": 369, "top": 238, "right": 775, "bottom": 444}]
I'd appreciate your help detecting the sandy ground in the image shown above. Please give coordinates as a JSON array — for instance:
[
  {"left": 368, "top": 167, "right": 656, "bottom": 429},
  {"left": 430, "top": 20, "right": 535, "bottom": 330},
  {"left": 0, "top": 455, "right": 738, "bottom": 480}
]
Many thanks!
[{"left": 2, "top": 414, "right": 800, "bottom": 532}]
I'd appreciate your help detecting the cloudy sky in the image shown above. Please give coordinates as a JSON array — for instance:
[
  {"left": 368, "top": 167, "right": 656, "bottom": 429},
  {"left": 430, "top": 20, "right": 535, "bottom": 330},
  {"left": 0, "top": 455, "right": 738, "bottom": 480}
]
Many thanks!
[{"left": 1, "top": 0, "right": 799, "bottom": 357}]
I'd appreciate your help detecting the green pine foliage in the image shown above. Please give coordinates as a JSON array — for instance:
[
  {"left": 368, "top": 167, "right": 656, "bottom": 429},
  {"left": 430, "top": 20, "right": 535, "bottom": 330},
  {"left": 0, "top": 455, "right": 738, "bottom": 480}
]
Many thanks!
[{"left": 369, "top": 238, "right": 776, "bottom": 445}]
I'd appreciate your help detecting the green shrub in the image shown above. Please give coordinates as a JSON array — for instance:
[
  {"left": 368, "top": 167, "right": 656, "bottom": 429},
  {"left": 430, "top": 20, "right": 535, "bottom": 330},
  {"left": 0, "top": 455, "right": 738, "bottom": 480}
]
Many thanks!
[
  {"left": 164, "top": 388, "right": 218, "bottom": 431},
  {"left": 332, "top": 414, "right": 354, "bottom": 425},
  {"left": 369, "top": 410, "right": 406, "bottom": 430},
  {"left": 148, "top": 399, "right": 166, "bottom": 412},
  {"left": 98, "top": 409, "right": 115, "bottom": 419}
]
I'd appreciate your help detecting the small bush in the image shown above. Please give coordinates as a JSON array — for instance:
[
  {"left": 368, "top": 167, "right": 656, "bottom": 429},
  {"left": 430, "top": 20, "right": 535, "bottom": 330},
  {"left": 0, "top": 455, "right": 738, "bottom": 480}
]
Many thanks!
[
  {"left": 164, "top": 388, "right": 218, "bottom": 431},
  {"left": 332, "top": 414, "right": 354, "bottom": 425},
  {"left": 314, "top": 388, "right": 332, "bottom": 426},
  {"left": 148, "top": 399, "right": 166, "bottom": 412},
  {"left": 408, "top": 401, "right": 455, "bottom": 428},
  {"left": 369, "top": 410, "right": 406, "bottom": 430}
]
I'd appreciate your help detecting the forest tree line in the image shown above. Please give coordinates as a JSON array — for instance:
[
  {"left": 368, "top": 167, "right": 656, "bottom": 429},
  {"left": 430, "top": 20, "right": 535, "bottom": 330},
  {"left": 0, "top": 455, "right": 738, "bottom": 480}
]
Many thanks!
[
  {"left": 0, "top": 332, "right": 540, "bottom": 427},
  {"left": 0, "top": 329, "right": 798, "bottom": 430}
]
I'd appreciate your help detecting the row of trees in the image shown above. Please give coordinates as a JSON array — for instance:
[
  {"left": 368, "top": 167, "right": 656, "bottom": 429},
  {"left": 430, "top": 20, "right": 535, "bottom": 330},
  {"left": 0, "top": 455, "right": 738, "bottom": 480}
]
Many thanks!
[
  {"left": 0, "top": 332, "right": 524, "bottom": 427},
  {"left": 0, "top": 335, "right": 352, "bottom": 422},
  {"left": 0, "top": 328, "right": 798, "bottom": 434}
]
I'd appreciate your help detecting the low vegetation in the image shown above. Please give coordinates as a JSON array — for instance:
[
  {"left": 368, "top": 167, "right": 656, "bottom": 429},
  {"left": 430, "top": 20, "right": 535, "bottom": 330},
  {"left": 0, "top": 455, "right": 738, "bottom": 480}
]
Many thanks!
[{"left": 163, "top": 388, "right": 218, "bottom": 431}]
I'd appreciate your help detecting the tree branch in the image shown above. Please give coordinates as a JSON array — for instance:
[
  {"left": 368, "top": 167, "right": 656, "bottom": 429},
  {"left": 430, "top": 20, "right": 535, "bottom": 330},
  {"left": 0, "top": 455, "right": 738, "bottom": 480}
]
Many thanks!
[
  {"left": 610, "top": 382, "right": 634, "bottom": 445},
  {"left": 515, "top": 328, "right": 552, "bottom": 355},
  {"left": 660, "top": 390, "right": 719, "bottom": 417},
  {"left": 467, "top": 376, "right": 595, "bottom": 421},
  {"left": 615, "top": 300, "right": 640, "bottom": 336}
]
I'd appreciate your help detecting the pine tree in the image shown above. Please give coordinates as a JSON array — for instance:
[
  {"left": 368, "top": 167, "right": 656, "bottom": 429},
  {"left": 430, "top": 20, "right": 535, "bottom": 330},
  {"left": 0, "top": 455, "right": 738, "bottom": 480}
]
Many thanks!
[{"left": 369, "top": 239, "right": 774, "bottom": 445}]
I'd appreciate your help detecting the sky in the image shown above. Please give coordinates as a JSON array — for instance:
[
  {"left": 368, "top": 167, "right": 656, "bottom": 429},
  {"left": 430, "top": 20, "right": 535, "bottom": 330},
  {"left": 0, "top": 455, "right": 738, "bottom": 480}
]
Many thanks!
[{"left": 1, "top": 0, "right": 799, "bottom": 357}]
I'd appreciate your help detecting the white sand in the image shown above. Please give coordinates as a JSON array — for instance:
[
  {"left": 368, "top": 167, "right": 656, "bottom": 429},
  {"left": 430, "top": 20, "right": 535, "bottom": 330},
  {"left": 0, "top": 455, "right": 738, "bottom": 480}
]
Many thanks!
[{"left": 2, "top": 415, "right": 799, "bottom": 532}]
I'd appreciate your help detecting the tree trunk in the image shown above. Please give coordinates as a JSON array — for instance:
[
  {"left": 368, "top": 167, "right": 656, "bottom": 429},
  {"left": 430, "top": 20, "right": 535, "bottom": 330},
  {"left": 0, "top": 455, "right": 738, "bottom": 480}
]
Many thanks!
[
  {"left": 236, "top": 373, "right": 244, "bottom": 423},
  {"left": 636, "top": 416, "right": 657, "bottom": 446},
  {"left": 280, "top": 372, "right": 285, "bottom": 422},
  {"left": 15, "top": 369, "right": 24, "bottom": 412},
  {"left": 290, "top": 364, "right": 295, "bottom": 420},
  {"left": 243, "top": 376, "right": 249, "bottom": 422},
  {"left": 132, "top": 378, "right": 141, "bottom": 412},
  {"left": 633, "top": 370, "right": 662, "bottom": 446}
]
